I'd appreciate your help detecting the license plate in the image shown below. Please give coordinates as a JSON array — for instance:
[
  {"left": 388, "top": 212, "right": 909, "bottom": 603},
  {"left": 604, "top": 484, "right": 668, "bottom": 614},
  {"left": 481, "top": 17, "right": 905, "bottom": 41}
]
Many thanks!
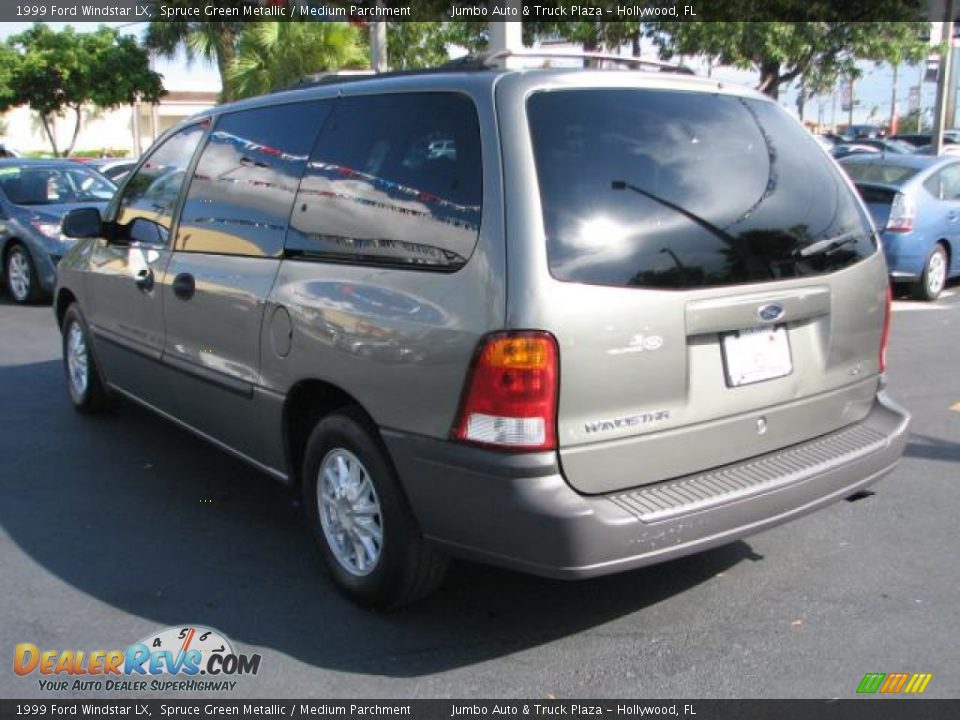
[{"left": 721, "top": 324, "right": 792, "bottom": 387}]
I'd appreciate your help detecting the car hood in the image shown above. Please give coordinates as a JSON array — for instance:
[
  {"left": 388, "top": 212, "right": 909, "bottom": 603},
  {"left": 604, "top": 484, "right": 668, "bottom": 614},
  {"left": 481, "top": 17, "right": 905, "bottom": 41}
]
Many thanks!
[{"left": 14, "top": 200, "right": 110, "bottom": 219}]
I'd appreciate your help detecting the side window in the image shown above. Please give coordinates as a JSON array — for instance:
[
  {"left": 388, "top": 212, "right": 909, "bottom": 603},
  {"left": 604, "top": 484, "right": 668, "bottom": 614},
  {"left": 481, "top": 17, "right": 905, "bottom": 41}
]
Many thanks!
[
  {"left": 176, "top": 101, "right": 331, "bottom": 257},
  {"left": 939, "top": 164, "right": 960, "bottom": 201},
  {"left": 116, "top": 123, "right": 206, "bottom": 245},
  {"left": 923, "top": 172, "right": 943, "bottom": 200},
  {"left": 286, "top": 92, "right": 482, "bottom": 270}
]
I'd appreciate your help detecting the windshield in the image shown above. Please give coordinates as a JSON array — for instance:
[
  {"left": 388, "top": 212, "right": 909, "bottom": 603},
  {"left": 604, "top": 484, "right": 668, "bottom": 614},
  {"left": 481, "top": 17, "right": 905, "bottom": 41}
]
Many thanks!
[
  {"left": 0, "top": 165, "right": 116, "bottom": 205},
  {"left": 841, "top": 162, "right": 921, "bottom": 186},
  {"left": 527, "top": 89, "right": 877, "bottom": 289}
]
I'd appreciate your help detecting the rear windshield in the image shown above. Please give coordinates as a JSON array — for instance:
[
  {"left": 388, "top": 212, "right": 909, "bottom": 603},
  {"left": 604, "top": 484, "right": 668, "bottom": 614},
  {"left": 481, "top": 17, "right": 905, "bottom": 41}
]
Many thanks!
[
  {"left": 527, "top": 89, "right": 877, "bottom": 289},
  {"left": 841, "top": 162, "right": 920, "bottom": 185},
  {"left": 855, "top": 185, "right": 898, "bottom": 205}
]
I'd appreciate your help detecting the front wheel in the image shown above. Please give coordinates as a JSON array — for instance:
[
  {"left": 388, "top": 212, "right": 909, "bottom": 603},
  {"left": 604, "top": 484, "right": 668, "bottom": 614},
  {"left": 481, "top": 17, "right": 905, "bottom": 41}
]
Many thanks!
[
  {"left": 61, "top": 304, "right": 113, "bottom": 413},
  {"left": 302, "top": 408, "right": 448, "bottom": 608},
  {"left": 913, "top": 244, "right": 948, "bottom": 301}
]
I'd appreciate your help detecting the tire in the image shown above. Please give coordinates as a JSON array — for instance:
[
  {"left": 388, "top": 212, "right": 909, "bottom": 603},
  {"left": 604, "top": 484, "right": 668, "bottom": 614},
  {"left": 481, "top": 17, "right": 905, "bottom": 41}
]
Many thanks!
[
  {"left": 913, "top": 244, "right": 948, "bottom": 301},
  {"left": 302, "top": 407, "right": 448, "bottom": 608},
  {"left": 5, "top": 244, "right": 41, "bottom": 304},
  {"left": 61, "top": 304, "right": 113, "bottom": 413}
]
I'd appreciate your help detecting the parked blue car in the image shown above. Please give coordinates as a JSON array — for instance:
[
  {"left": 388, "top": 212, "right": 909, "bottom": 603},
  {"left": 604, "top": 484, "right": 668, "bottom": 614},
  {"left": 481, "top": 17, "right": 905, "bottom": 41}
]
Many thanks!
[
  {"left": 840, "top": 153, "right": 960, "bottom": 300},
  {"left": 1, "top": 159, "right": 115, "bottom": 303}
]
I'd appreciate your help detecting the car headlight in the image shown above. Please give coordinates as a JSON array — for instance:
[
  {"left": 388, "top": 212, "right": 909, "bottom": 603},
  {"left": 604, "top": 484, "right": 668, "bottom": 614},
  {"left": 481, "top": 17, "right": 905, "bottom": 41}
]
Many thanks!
[{"left": 29, "top": 218, "right": 69, "bottom": 243}]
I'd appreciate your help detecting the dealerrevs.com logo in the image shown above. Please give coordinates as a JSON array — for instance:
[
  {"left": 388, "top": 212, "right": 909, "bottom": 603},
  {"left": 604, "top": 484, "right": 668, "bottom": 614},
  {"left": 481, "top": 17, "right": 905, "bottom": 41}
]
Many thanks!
[{"left": 14, "top": 625, "right": 261, "bottom": 693}]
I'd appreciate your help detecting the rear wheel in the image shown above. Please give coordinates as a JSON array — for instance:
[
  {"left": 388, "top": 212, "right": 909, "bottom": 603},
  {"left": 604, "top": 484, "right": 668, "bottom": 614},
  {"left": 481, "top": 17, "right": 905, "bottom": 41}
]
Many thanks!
[
  {"left": 5, "top": 244, "right": 40, "bottom": 304},
  {"left": 61, "top": 304, "right": 113, "bottom": 413},
  {"left": 302, "top": 408, "right": 448, "bottom": 608},
  {"left": 913, "top": 244, "right": 948, "bottom": 301}
]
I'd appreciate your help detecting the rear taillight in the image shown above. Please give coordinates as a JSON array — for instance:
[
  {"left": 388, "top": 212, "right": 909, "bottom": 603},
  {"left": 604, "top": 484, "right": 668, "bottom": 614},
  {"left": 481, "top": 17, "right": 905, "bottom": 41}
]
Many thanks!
[
  {"left": 879, "top": 284, "right": 892, "bottom": 373},
  {"left": 886, "top": 192, "right": 915, "bottom": 233},
  {"left": 452, "top": 331, "right": 558, "bottom": 452}
]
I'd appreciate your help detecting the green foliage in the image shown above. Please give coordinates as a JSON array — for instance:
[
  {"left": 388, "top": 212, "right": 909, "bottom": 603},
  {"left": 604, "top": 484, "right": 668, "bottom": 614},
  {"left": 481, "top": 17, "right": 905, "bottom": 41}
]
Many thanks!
[
  {"left": 0, "top": 42, "right": 17, "bottom": 110},
  {"left": 386, "top": 23, "right": 448, "bottom": 70},
  {"left": 525, "top": 19, "right": 642, "bottom": 52},
  {"left": 69, "top": 148, "right": 131, "bottom": 158},
  {"left": 0, "top": 24, "right": 163, "bottom": 156},
  {"left": 441, "top": 21, "right": 489, "bottom": 55},
  {"left": 145, "top": 2, "right": 246, "bottom": 102},
  {"left": 900, "top": 107, "right": 931, "bottom": 133},
  {"left": 646, "top": 7, "right": 928, "bottom": 98},
  {"left": 385, "top": 22, "right": 488, "bottom": 70},
  {"left": 226, "top": 22, "right": 367, "bottom": 99}
]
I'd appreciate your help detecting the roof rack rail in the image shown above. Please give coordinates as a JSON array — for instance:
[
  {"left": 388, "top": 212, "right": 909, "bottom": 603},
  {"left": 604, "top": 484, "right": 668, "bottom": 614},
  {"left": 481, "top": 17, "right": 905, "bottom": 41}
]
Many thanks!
[
  {"left": 274, "top": 69, "right": 377, "bottom": 93},
  {"left": 441, "top": 49, "right": 695, "bottom": 75},
  {"left": 272, "top": 49, "right": 694, "bottom": 94}
]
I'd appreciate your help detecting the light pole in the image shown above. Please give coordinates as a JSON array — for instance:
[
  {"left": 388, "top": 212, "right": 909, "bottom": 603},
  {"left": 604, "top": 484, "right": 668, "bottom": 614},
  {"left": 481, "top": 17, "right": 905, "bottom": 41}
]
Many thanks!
[
  {"left": 489, "top": 0, "right": 524, "bottom": 58},
  {"left": 932, "top": 2, "right": 955, "bottom": 154}
]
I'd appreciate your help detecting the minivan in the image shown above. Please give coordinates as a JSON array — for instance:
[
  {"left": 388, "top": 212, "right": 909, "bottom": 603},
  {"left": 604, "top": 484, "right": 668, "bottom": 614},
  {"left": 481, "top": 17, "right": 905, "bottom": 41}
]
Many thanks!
[{"left": 54, "top": 52, "right": 911, "bottom": 608}]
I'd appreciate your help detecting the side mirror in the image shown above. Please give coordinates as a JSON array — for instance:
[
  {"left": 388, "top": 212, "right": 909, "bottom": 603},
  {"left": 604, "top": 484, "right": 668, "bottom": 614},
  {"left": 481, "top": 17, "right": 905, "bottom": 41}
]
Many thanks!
[{"left": 62, "top": 207, "right": 103, "bottom": 239}]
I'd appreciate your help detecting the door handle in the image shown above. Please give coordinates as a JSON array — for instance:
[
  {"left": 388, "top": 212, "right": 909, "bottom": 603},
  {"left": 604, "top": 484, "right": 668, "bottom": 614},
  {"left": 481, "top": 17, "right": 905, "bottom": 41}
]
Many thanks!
[
  {"left": 172, "top": 272, "right": 195, "bottom": 300},
  {"left": 134, "top": 267, "right": 154, "bottom": 292}
]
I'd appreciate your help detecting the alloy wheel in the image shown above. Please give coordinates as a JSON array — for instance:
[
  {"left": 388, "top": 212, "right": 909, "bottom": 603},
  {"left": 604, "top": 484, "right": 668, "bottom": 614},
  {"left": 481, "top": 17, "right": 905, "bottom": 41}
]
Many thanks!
[
  {"left": 66, "top": 322, "right": 89, "bottom": 398},
  {"left": 316, "top": 448, "right": 383, "bottom": 576},
  {"left": 927, "top": 249, "right": 947, "bottom": 298},
  {"left": 7, "top": 249, "right": 30, "bottom": 301}
]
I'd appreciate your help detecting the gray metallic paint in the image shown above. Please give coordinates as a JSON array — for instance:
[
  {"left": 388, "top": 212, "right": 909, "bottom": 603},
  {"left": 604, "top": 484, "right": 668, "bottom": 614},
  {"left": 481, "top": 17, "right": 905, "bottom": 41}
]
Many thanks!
[
  {"left": 494, "top": 72, "right": 893, "bottom": 493},
  {"left": 385, "top": 392, "right": 909, "bottom": 578},
  {"left": 54, "top": 68, "right": 911, "bottom": 580}
]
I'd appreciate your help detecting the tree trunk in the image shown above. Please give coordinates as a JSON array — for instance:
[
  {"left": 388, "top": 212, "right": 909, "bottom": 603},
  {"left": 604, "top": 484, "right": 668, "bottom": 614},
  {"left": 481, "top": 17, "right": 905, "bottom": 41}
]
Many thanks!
[
  {"left": 64, "top": 105, "right": 83, "bottom": 158},
  {"left": 39, "top": 113, "right": 59, "bottom": 157},
  {"left": 217, "top": 40, "right": 237, "bottom": 103},
  {"left": 758, "top": 60, "right": 781, "bottom": 99},
  {"left": 796, "top": 75, "right": 806, "bottom": 121},
  {"left": 630, "top": 31, "right": 641, "bottom": 58}
]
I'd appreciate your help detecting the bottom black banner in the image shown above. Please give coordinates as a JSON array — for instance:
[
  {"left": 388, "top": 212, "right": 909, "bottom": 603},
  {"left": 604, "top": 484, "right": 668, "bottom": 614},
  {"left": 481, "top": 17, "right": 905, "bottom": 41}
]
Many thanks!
[{"left": 1, "top": 700, "right": 958, "bottom": 720}]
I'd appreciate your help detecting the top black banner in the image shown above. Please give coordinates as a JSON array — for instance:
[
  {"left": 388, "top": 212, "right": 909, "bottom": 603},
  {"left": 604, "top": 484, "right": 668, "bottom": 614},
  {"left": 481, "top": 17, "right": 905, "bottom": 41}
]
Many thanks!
[{"left": 0, "top": 0, "right": 950, "bottom": 24}]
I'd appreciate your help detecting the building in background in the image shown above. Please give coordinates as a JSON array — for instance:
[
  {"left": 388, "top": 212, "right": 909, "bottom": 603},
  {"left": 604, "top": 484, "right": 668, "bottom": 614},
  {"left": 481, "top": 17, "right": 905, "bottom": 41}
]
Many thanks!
[{"left": 0, "top": 80, "right": 218, "bottom": 158}]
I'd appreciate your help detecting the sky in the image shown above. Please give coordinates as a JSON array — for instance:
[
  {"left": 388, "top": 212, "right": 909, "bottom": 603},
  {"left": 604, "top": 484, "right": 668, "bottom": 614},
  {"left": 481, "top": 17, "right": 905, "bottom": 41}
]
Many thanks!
[
  {"left": 0, "top": 21, "right": 943, "bottom": 128},
  {"left": 0, "top": 21, "right": 222, "bottom": 91}
]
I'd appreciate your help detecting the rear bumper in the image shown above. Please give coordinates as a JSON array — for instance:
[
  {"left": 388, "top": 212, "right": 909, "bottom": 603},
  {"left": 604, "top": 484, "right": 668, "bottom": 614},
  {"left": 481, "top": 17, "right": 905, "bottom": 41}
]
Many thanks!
[
  {"left": 880, "top": 232, "right": 925, "bottom": 280},
  {"left": 889, "top": 270, "right": 920, "bottom": 280},
  {"left": 383, "top": 391, "right": 910, "bottom": 579}
]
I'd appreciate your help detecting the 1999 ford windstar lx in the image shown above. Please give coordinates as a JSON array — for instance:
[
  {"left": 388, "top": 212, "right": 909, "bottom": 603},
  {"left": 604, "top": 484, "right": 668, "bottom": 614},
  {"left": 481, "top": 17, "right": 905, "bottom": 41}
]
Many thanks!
[{"left": 53, "top": 51, "right": 910, "bottom": 607}]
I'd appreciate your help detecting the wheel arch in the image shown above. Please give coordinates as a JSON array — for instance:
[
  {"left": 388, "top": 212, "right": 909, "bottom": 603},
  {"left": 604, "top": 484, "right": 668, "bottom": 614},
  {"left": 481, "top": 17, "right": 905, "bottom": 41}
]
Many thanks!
[
  {"left": 54, "top": 287, "right": 78, "bottom": 329},
  {"left": 935, "top": 237, "right": 953, "bottom": 273},
  {"left": 2, "top": 236, "right": 24, "bottom": 266},
  {"left": 282, "top": 378, "right": 379, "bottom": 488}
]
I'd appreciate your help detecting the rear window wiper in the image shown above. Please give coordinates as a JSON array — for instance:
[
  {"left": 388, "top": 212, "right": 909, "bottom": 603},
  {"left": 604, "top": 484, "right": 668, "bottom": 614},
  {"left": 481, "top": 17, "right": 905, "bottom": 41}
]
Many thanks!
[
  {"left": 611, "top": 180, "right": 740, "bottom": 247},
  {"left": 795, "top": 231, "right": 860, "bottom": 259}
]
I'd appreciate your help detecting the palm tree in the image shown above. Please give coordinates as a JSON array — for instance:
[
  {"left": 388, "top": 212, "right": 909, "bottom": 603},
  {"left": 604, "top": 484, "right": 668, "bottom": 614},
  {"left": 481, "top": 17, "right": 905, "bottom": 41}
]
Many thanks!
[
  {"left": 145, "top": 10, "right": 245, "bottom": 102},
  {"left": 226, "top": 22, "right": 367, "bottom": 100}
]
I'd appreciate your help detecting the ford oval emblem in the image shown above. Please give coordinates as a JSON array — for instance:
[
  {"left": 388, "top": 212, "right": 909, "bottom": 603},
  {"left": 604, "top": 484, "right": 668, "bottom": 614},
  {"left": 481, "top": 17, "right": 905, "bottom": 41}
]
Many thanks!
[{"left": 758, "top": 302, "right": 785, "bottom": 322}]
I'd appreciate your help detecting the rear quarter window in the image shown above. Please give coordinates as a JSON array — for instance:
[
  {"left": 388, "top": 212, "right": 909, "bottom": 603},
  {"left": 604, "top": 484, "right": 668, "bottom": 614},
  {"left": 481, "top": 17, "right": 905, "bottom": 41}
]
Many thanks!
[
  {"left": 285, "top": 92, "right": 482, "bottom": 270},
  {"left": 527, "top": 89, "right": 876, "bottom": 289}
]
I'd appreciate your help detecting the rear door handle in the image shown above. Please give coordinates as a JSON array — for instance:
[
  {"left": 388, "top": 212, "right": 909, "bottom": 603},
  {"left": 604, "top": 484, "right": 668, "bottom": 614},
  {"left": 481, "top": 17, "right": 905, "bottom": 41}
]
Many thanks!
[
  {"left": 134, "top": 268, "right": 154, "bottom": 292},
  {"left": 172, "top": 272, "right": 195, "bottom": 300}
]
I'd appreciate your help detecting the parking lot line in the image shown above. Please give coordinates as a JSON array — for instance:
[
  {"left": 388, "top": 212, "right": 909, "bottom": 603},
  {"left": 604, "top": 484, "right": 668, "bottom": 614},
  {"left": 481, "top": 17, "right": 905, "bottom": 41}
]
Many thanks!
[{"left": 891, "top": 303, "right": 947, "bottom": 312}]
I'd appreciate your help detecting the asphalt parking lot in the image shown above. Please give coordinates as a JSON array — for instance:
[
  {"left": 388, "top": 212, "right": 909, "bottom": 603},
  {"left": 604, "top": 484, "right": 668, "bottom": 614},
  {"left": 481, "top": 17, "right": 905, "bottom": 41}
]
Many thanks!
[{"left": 1, "top": 287, "right": 958, "bottom": 699}]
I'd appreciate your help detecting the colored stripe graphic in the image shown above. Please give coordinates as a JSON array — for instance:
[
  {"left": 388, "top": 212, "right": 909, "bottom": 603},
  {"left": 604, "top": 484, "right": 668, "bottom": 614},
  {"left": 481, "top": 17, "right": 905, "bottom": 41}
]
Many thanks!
[
  {"left": 857, "top": 673, "right": 886, "bottom": 694},
  {"left": 880, "top": 673, "right": 909, "bottom": 693},
  {"left": 904, "top": 673, "right": 933, "bottom": 694},
  {"left": 858, "top": 672, "right": 932, "bottom": 694}
]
